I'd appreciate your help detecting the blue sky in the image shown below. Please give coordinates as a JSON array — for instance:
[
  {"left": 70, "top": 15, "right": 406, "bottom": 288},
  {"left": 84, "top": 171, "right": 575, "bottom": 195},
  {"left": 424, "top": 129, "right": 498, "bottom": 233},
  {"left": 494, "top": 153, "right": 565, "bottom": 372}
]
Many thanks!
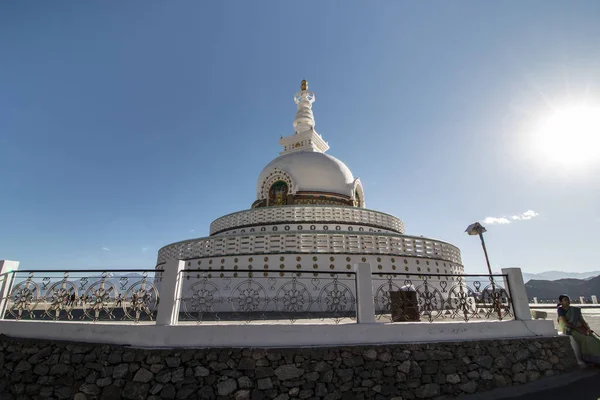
[{"left": 1, "top": 2, "right": 599, "bottom": 274}]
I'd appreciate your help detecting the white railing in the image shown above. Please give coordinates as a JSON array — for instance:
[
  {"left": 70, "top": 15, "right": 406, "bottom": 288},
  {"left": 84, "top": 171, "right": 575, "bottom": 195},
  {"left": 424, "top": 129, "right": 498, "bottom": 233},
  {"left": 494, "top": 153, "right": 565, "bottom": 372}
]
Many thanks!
[
  {"left": 0, "top": 263, "right": 551, "bottom": 348},
  {"left": 0, "top": 265, "right": 529, "bottom": 325},
  {"left": 209, "top": 205, "right": 405, "bottom": 235},
  {"left": 157, "top": 232, "right": 462, "bottom": 266},
  {"left": 0, "top": 269, "right": 161, "bottom": 322}
]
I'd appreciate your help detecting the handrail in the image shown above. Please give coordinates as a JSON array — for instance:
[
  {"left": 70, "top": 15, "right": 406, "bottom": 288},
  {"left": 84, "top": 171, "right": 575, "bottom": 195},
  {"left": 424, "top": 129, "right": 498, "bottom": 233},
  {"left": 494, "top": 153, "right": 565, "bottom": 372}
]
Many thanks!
[
  {"left": 15, "top": 269, "right": 157, "bottom": 274},
  {"left": 372, "top": 272, "right": 507, "bottom": 278}
]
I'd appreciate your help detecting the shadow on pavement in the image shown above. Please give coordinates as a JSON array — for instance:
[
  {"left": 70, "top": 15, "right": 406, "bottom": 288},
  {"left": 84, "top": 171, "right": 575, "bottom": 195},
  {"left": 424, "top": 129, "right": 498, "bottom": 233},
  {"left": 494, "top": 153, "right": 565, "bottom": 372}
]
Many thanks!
[{"left": 464, "top": 367, "right": 600, "bottom": 400}]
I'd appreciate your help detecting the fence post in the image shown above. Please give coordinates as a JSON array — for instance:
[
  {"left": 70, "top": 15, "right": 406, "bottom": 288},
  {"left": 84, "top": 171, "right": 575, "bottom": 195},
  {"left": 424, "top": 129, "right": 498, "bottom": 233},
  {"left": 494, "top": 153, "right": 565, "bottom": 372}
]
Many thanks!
[
  {"left": 354, "top": 263, "right": 376, "bottom": 324},
  {"left": 501, "top": 267, "right": 532, "bottom": 321},
  {"left": 156, "top": 259, "right": 186, "bottom": 326},
  {"left": 0, "top": 261, "right": 19, "bottom": 320}
]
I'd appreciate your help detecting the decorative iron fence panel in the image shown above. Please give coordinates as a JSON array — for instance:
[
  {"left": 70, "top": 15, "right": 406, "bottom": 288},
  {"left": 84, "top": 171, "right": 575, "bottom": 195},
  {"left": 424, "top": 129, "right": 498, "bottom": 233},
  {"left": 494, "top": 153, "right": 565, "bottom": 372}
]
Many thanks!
[
  {"left": 178, "top": 269, "right": 357, "bottom": 324},
  {"left": 2, "top": 270, "right": 160, "bottom": 323},
  {"left": 372, "top": 273, "right": 513, "bottom": 323}
]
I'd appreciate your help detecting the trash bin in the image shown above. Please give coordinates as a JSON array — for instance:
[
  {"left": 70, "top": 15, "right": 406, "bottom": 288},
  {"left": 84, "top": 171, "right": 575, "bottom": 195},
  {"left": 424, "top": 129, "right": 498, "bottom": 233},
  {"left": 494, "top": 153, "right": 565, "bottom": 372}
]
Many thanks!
[{"left": 390, "top": 289, "right": 420, "bottom": 322}]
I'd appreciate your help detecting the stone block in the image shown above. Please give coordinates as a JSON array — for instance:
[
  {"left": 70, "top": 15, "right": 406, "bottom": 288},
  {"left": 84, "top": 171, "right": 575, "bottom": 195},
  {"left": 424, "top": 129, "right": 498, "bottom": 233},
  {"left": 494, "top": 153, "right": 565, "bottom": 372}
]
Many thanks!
[
  {"left": 415, "top": 383, "right": 440, "bottom": 398},
  {"left": 122, "top": 381, "right": 149, "bottom": 400},
  {"left": 133, "top": 368, "right": 153, "bottom": 383},
  {"left": 460, "top": 380, "right": 477, "bottom": 394},
  {"left": 446, "top": 374, "right": 461, "bottom": 384},
  {"left": 238, "top": 376, "right": 253, "bottom": 389},
  {"left": 176, "top": 384, "right": 198, "bottom": 399},
  {"left": 218, "top": 379, "right": 238, "bottom": 396}
]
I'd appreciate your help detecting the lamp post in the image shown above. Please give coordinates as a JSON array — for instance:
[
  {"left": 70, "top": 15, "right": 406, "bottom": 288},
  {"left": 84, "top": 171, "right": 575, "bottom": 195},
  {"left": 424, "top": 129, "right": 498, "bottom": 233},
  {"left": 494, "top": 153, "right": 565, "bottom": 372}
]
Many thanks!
[
  {"left": 465, "top": 222, "right": 492, "bottom": 276},
  {"left": 465, "top": 222, "right": 502, "bottom": 319}
]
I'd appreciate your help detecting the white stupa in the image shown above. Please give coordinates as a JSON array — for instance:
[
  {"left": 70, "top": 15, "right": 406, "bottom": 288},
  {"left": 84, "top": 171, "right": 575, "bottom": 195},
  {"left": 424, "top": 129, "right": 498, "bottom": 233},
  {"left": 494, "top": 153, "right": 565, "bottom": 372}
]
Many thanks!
[{"left": 156, "top": 81, "right": 464, "bottom": 317}]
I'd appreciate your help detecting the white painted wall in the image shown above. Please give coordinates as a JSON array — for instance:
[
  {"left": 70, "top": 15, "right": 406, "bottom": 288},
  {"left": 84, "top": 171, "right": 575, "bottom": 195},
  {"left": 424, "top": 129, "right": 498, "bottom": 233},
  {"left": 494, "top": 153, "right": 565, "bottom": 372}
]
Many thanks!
[{"left": 0, "top": 319, "right": 556, "bottom": 349}]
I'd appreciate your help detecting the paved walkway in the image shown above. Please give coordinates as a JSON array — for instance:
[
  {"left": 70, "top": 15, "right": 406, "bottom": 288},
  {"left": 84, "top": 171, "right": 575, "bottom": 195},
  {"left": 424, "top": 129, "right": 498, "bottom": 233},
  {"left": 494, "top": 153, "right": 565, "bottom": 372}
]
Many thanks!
[
  {"left": 506, "top": 369, "right": 600, "bottom": 400},
  {"left": 464, "top": 367, "right": 600, "bottom": 400}
]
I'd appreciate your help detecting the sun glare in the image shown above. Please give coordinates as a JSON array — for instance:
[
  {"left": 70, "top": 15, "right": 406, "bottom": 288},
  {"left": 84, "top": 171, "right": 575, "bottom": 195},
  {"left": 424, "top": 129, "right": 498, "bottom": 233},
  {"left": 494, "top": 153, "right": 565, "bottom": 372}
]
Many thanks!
[{"left": 534, "top": 105, "right": 600, "bottom": 167}]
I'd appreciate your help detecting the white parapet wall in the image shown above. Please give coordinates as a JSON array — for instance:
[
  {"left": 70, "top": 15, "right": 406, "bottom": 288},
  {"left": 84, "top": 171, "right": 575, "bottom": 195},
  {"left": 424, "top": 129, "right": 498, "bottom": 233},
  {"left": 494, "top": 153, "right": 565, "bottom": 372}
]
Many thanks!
[
  {"left": 0, "top": 319, "right": 557, "bottom": 348},
  {"left": 0, "top": 262, "right": 552, "bottom": 349}
]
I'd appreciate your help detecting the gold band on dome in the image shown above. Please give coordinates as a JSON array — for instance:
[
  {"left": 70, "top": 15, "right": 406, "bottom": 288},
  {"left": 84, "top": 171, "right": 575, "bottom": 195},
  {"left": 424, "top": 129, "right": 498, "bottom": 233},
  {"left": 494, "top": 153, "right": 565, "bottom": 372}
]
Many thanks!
[{"left": 301, "top": 80, "right": 308, "bottom": 91}]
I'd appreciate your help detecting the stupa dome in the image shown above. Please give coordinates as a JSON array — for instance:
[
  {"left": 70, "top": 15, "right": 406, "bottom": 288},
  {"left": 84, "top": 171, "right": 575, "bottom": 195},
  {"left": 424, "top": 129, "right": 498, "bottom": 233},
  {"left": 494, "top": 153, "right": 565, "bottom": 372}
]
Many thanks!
[{"left": 256, "top": 151, "right": 355, "bottom": 199}]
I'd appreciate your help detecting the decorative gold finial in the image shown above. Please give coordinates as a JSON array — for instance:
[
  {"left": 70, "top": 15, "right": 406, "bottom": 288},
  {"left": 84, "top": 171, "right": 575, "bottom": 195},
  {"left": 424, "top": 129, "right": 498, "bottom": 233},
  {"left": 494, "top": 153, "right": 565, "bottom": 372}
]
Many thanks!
[{"left": 301, "top": 80, "right": 308, "bottom": 91}]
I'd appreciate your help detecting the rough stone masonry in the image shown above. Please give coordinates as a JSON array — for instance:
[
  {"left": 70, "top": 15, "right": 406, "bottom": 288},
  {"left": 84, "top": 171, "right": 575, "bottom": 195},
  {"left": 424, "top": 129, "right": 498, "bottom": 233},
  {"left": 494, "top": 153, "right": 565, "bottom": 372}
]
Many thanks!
[{"left": 0, "top": 335, "right": 577, "bottom": 400}]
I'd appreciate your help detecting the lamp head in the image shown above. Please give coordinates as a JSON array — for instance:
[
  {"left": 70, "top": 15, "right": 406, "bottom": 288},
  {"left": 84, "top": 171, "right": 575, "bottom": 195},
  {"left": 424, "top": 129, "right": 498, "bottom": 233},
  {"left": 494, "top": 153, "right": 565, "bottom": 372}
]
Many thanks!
[{"left": 465, "top": 222, "right": 487, "bottom": 236}]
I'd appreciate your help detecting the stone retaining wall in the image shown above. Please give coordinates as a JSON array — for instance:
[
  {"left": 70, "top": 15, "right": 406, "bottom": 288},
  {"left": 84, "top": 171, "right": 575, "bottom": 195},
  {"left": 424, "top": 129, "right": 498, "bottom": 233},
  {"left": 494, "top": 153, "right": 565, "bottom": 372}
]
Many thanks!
[{"left": 0, "top": 335, "right": 577, "bottom": 400}]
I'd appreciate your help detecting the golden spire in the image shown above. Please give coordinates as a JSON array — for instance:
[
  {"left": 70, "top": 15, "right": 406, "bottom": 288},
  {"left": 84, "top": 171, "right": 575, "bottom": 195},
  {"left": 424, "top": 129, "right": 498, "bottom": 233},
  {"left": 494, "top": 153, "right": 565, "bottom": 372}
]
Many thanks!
[{"left": 301, "top": 79, "right": 308, "bottom": 91}]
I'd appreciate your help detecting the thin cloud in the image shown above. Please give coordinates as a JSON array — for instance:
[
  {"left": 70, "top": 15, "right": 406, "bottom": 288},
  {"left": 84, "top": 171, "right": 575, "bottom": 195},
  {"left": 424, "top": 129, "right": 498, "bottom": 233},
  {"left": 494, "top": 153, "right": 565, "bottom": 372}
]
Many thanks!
[
  {"left": 512, "top": 210, "right": 539, "bottom": 221},
  {"left": 483, "top": 209, "right": 539, "bottom": 225},
  {"left": 189, "top": 229, "right": 195, "bottom": 232},
  {"left": 142, "top": 247, "right": 149, "bottom": 252},
  {"left": 483, "top": 217, "right": 511, "bottom": 225},
  {"left": 102, "top": 247, "right": 111, "bottom": 252}
]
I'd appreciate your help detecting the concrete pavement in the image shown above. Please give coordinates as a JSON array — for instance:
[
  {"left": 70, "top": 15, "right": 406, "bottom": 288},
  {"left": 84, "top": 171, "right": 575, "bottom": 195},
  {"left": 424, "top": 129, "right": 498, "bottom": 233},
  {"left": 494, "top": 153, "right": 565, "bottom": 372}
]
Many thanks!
[{"left": 463, "top": 367, "right": 600, "bottom": 400}]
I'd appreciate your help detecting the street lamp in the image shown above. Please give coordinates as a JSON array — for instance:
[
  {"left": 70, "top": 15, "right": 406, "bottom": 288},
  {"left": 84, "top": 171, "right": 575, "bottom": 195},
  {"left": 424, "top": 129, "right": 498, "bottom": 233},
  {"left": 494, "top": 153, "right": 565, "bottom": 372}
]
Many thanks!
[
  {"left": 465, "top": 222, "right": 502, "bottom": 319},
  {"left": 465, "top": 222, "right": 493, "bottom": 276}
]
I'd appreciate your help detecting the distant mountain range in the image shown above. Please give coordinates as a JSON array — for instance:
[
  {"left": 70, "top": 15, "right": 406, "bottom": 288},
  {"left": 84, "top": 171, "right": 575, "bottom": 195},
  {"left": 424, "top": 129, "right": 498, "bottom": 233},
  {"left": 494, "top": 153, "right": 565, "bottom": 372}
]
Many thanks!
[
  {"left": 522, "top": 270, "right": 600, "bottom": 283},
  {"left": 525, "top": 275, "right": 600, "bottom": 301}
]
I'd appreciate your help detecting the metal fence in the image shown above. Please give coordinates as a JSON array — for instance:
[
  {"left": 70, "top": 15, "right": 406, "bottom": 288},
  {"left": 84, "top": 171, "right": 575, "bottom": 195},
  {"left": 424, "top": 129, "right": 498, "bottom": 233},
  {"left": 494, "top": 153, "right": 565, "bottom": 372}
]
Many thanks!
[
  {"left": 0, "top": 267, "right": 518, "bottom": 326},
  {"left": 1, "top": 270, "right": 160, "bottom": 322},
  {"left": 178, "top": 269, "right": 357, "bottom": 324},
  {"left": 372, "top": 273, "right": 513, "bottom": 322}
]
